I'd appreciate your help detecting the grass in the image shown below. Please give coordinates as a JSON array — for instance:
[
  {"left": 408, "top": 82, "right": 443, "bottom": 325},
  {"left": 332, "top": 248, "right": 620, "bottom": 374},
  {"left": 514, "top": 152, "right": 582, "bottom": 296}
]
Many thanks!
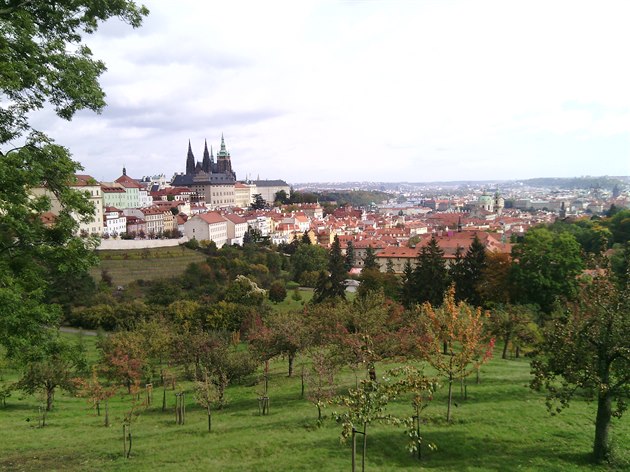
[
  {"left": 91, "top": 247, "right": 207, "bottom": 287},
  {"left": 1, "top": 339, "right": 629, "bottom": 471}
]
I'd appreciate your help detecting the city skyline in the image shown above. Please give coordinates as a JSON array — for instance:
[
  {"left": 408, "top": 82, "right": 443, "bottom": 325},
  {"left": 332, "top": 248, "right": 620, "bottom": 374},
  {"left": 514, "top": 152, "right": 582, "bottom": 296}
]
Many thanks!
[{"left": 29, "top": 0, "right": 630, "bottom": 183}]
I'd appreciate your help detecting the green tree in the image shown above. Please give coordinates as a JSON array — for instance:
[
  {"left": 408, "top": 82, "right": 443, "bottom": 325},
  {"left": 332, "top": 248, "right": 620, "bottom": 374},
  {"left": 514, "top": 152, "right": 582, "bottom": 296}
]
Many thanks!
[
  {"left": 274, "top": 190, "right": 289, "bottom": 205},
  {"left": 511, "top": 227, "right": 584, "bottom": 313},
  {"left": 413, "top": 236, "right": 449, "bottom": 307},
  {"left": 250, "top": 193, "right": 267, "bottom": 210},
  {"left": 458, "top": 235, "right": 487, "bottom": 306},
  {"left": 313, "top": 236, "right": 346, "bottom": 303},
  {"left": 531, "top": 273, "right": 630, "bottom": 463},
  {"left": 291, "top": 243, "right": 328, "bottom": 283},
  {"left": 0, "top": 1, "right": 147, "bottom": 359},
  {"left": 362, "top": 246, "right": 379, "bottom": 271},
  {"left": 345, "top": 240, "right": 355, "bottom": 272},
  {"left": 268, "top": 280, "right": 287, "bottom": 303},
  {"left": 16, "top": 337, "right": 86, "bottom": 413}
]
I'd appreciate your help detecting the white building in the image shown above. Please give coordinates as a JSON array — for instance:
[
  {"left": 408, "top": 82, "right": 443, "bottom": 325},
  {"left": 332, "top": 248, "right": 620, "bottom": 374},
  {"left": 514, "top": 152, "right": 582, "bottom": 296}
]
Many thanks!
[{"left": 184, "top": 212, "right": 228, "bottom": 248}]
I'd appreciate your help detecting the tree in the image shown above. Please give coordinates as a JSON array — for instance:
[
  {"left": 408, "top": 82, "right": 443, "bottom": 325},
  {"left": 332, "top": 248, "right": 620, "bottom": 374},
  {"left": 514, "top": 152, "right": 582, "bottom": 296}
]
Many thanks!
[
  {"left": 274, "top": 190, "right": 289, "bottom": 205},
  {"left": 413, "top": 236, "right": 449, "bottom": 307},
  {"left": 193, "top": 368, "right": 219, "bottom": 433},
  {"left": 488, "top": 304, "right": 539, "bottom": 359},
  {"left": 268, "top": 280, "right": 287, "bottom": 303},
  {"left": 531, "top": 272, "right": 630, "bottom": 463},
  {"left": 456, "top": 236, "right": 487, "bottom": 306},
  {"left": 291, "top": 243, "right": 328, "bottom": 283},
  {"left": 362, "top": 246, "right": 379, "bottom": 271},
  {"left": 417, "top": 287, "right": 494, "bottom": 422},
  {"left": 345, "top": 240, "right": 355, "bottom": 272},
  {"left": 305, "top": 349, "right": 337, "bottom": 422},
  {"left": 0, "top": 1, "right": 148, "bottom": 359},
  {"left": 249, "top": 311, "right": 310, "bottom": 377},
  {"left": 250, "top": 193, "right": 267, "bottom": 210},
  {"left": 511, "top": 227, "right": 584, "bottom": 313},
  {"left": 16, "top": 338, "right": 86, "bottom": 413},
  {"left": 313, "top": 236, "right": 346, "bottom": 303}
]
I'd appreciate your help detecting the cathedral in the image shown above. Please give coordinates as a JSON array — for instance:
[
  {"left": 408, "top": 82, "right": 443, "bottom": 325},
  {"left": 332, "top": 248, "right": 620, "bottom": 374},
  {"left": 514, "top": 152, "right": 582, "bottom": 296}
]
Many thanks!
[
  {"left": 172, "top": 135, "right": 237, "bottom": 208},
  {"left": 182, "top": 134, "right": 236, "bottom": 181}
]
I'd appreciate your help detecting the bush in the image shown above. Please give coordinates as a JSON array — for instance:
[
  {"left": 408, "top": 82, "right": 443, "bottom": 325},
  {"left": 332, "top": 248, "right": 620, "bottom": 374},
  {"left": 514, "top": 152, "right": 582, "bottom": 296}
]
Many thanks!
[{"left": 268, "top": 281, "right": 287, "bottom": 303}]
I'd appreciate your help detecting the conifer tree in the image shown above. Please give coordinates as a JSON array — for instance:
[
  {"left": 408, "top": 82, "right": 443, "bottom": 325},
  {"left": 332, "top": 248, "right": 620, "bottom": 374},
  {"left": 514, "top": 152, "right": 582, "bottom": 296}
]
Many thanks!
[
  {"left": 413, "top": 236, "right": 449, "bottom": 307},
  {"left": 363, "top": 246, "right": 379, "bottom": 271},
  {"left": 313, "top": 236, "right": 346, "bottom": 303}
]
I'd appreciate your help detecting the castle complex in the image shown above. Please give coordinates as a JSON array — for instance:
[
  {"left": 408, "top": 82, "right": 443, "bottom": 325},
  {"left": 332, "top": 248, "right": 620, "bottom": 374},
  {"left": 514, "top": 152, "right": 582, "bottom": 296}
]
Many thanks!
[{"left": 172, "top": 135, "right": 238, "bottom": 208}]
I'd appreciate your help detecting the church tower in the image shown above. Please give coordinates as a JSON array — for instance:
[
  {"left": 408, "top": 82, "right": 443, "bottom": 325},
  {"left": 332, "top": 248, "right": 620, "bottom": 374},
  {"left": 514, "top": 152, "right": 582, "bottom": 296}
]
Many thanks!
[
  {"left": 216, "top": 133, "right": 233, "bottom": 176},
  {"left": 186, "top": 140, "right": 195, "bottom": 175},
  {"left": 202, "top": 139, "right": 211, "bottom": 173}
]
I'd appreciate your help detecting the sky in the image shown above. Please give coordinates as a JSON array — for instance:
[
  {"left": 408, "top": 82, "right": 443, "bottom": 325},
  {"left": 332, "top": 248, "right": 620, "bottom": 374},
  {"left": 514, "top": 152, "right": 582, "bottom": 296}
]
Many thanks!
[{"left": 33, "top": 0, "right": 630, "bottom": 184}]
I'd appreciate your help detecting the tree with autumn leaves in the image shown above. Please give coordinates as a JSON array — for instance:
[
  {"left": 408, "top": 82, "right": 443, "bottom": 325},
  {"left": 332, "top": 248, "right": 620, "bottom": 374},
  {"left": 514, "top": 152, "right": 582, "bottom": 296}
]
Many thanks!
[{"left": 416, "top": 286, "right": 495, "bottom": 422}]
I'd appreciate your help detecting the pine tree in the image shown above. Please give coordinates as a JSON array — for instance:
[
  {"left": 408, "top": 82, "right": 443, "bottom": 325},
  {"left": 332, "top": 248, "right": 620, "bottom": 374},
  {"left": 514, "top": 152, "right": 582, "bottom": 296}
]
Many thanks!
[
  {"left": 460, "top": 235, "right": 487, "bottom": 306},
  {"left": 344, "top": 240, "right": 355, "bottom": 272},
  {"left": 363, "top": 245, "right": 379, "bottom": 271},
  {"left": 400, "top": 259, "right": 416, "bottom": 308},
  {"left": 312, "top": 236, "right": 346, "bottom": 303},
  {"left": 413, "top": 235, "right": 449, "bottom": 307}
]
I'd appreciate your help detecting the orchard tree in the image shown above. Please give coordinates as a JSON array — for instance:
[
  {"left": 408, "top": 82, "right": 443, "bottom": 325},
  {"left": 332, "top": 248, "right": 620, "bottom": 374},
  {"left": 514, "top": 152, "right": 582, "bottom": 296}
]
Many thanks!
[
  {"left": 249, "top": 310, "right": 310, "bottom": 377},
  {"left": 16, "top": 338, "right": 86, "bottom": 413},
  {"left": 531, "top": 272, "right": 630, "bottom": 463},
  {"left": 305, "top": 349, "right": 338, "bottom": 422},
  {"left": 0, "top": 1, "right": 147, "bottom": 359},
  {"left": 417, "top": 287, "right": 495, "bottom": 422}
]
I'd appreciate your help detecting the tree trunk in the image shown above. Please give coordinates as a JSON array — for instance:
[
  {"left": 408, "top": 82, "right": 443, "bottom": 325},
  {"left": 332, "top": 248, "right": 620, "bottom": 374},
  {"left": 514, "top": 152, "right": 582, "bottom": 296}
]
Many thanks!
[
  {"left": 362, "top": 422, "right": 367, "bottom": 472},
  {"left": 96, "top": 400, "right": 101, "bottom": 416},
  {"left": 446, "top": 377, "right": 453, "bottom": 422},
  {"left": 502, "top": 333, "right": 511, "bottom": 359},
  {"left": 593, "top": 391, "right": 613, "bottom": 463},
  {"left": 443, "top": 341, "right": 448, "bottom": 355},
  {"left": 352, "top": 428, "right": 357, "bottom": 472},
  {"left": 207, "top": 405, "right": 212, "bottom": 433},
  {"left": 46, "top": 385, "right": 55, "bottom": 412},
  {"left": 288, "top": 353, "right": 294, "bottom": 377}
]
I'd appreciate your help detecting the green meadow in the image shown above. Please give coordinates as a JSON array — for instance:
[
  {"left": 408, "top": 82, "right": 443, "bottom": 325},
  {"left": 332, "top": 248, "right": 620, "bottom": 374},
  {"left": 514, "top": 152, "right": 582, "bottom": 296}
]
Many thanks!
[{"left": 1, "top": 337, "right": 628, "bottom": 472}]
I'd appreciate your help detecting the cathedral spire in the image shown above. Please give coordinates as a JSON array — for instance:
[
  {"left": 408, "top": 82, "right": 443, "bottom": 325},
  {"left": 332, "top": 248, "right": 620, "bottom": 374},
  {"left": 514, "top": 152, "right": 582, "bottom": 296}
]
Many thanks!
[
  {"left": 186, "top": 139, "right": 195, "bottom": 175},
  {"left": 220, "top": 133, "right": 226, "bottom": 152},
  {"left": 202, "top": 139, "right": 211, "bottom": 173}
]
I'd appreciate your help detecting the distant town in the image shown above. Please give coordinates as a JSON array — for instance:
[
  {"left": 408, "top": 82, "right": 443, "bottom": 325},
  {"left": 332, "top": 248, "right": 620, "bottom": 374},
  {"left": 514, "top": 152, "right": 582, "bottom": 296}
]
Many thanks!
[{"left": 37, "top": 135, "right": 629, "bottom": 273}]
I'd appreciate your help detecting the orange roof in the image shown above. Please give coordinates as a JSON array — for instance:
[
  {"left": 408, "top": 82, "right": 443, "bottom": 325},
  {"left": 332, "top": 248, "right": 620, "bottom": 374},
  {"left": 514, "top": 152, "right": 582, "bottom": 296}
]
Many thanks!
[{"left": 198, "top": 212, "right": 226, "bottom": 225}]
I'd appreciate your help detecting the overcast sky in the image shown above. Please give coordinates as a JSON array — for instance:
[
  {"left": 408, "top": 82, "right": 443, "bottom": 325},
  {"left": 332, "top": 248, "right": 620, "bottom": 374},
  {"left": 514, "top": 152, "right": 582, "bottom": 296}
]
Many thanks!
[{"left": 34, "top": 0, "right": 630, "bottom": 184}]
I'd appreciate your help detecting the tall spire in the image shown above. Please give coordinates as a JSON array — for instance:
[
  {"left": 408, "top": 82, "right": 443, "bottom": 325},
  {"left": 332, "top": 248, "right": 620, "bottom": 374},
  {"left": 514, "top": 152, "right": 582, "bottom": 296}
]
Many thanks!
[
  {"left": 186, "top": 139, "right": 195, "bottom": 175},
  {"left": 202, "top": 139, "right": 211, "bottom": 173},
  {"left": 220, "top": 133, "right": 226, "bottom": 152}
]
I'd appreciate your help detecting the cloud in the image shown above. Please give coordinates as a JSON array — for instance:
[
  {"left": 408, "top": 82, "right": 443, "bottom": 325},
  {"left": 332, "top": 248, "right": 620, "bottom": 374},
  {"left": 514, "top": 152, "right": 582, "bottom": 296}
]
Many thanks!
[{"left": 24, "top": 0, "right": 630, "bottom": 183}]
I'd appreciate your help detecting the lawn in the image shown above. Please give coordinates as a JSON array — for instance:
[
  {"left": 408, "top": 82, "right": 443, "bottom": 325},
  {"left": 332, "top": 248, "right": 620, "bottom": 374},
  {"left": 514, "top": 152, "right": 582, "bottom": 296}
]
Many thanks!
[{"left": 1, "top": 337, "right": 628, "bottom": 472}]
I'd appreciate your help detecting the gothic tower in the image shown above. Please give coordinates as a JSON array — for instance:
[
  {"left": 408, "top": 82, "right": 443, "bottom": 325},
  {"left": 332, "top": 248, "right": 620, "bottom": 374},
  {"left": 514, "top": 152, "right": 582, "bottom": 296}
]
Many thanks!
[
  {"left": 202, "top": 139, "right": 211, "bottom": 173},
  {"left": 186, "top": 140, "right": 195, "bottom": 175}
]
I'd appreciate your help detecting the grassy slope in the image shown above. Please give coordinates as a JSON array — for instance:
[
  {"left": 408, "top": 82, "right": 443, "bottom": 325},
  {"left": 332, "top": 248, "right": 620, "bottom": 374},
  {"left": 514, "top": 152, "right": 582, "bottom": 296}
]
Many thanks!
[
  {"left": 1, "top": 342, "right": 628, "bottom": 472},
  {"left": 91, "top": 247, "right": 207, "bottom": 287}
]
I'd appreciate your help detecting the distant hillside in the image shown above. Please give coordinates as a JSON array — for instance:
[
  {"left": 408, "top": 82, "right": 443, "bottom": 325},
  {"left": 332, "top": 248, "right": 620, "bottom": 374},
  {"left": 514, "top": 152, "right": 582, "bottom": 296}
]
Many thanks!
[{"left": 520, "top": 176, "right": 629, "bottom": 190}]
